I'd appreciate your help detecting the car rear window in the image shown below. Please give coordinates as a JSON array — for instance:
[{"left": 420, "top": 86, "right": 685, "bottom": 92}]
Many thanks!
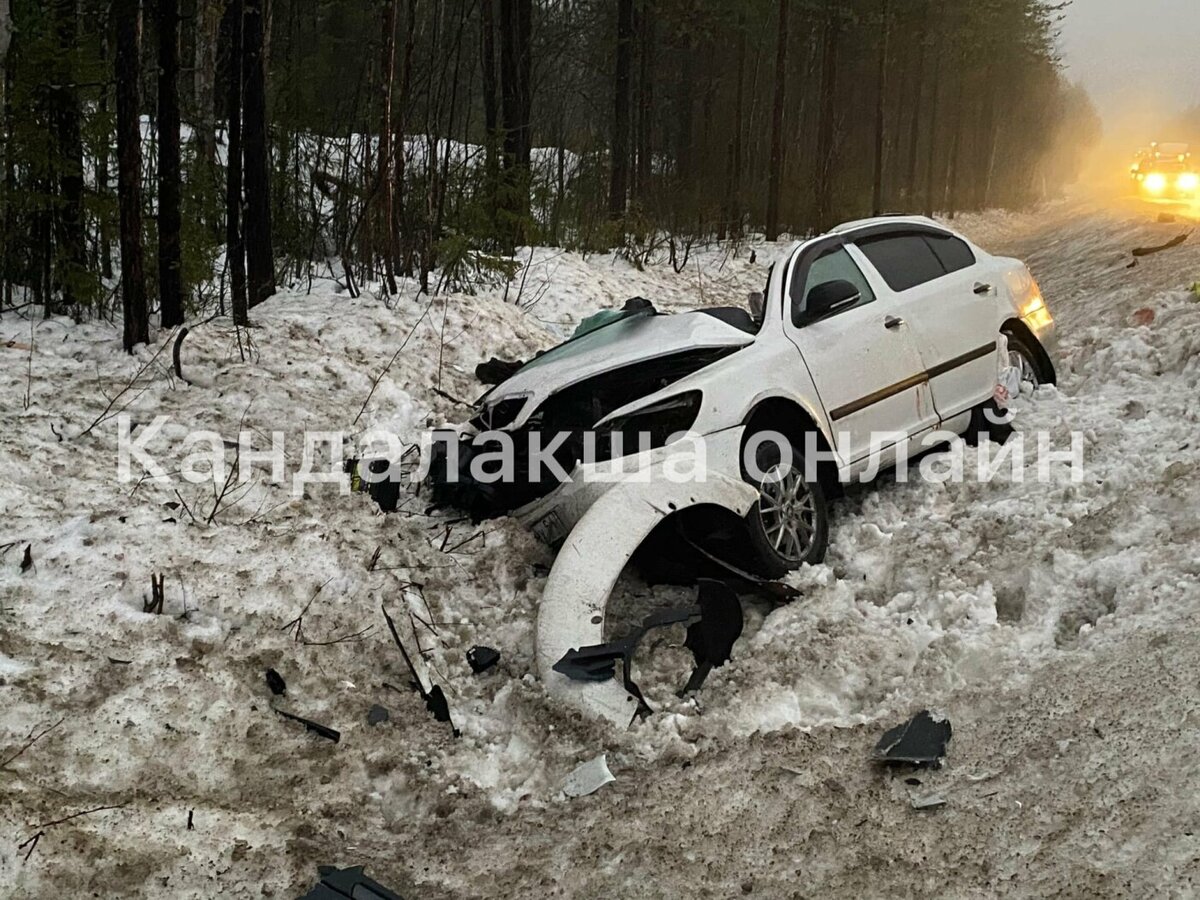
[
  {"left": 924, "top": 233, "right": 976, "bottom": 273},
  {"left": 856, "top": 233, "right": 946, "bottom": 291}
]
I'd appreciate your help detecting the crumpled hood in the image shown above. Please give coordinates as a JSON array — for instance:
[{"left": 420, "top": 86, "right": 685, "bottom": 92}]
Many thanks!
[{"left": 482, "top": 311, "right": 755, "bottom": 427}]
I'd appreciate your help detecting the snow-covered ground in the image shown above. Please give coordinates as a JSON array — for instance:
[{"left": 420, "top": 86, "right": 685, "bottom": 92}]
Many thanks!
[{"left": 2, "top": 199, "right": 1199, "bottom": 897}]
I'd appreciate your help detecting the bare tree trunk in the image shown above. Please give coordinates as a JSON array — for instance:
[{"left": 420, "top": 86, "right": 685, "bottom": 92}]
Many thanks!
[
  {"left": 480, "top": 0, "right": 499, "bottom": 222},
  {"left": 608, "top": 0, "right": 633, "bottom": 221},
  {"left": 395, "top": 0, "right": 416, "bottom": 276},
  {"left": 722, "top": 13, "right": 746, "bottom": 238},
  {"left": 97, "top": 33, "right": 114, "bottom": 279},
  {"left": 243, "top": 0, "right": 275, "bottom": 306},
  {"left": 871, "top": 0, "right": 890, "bottom": 215},
  {"left": 49, "top": 0, "right": 87, "bottom": 313},
  {"left": 226, "top": 0, "right": 248, "bottom": 325},
  {"left": 379, "top": 0, "right": 398, "bottom": 294},
  {"left": 633, "top": 0, "right": 653, "bottom": 206},
  {"left": 944, "top": 55, "right": 966, "bottom": 219},
  {"left": 675, "top": 33, "right": 694, "bottom": 215},
  {"left": 0, "top": 0, "right": 10, "bottom": 71},
  {"left": 813, "top": 2, "right": 840, "bottom": 231},
  {"left": 1, "top": 11, "right": 12, "bottom": 308},
  {"left": 498, "top": 0, "right": 532, "bottom": 246},
  {"left": 764, "top": 0, "right": 788, "bottom": 241},
  {"left": 157, "top": 0, "right": 184, "bottom": 326},
  {"left": 905, "top": 9, "right": 927, "bottom": 202},
  {"left": 115, "top": 0, "right": 149, "bottom": 351},
  {"left": 923, "top": 17, "right": 943, "bottom": 218},
  {"left": 978, "top": 74, "right": 999, "bottom": 209},
  {"left": 193, "top": 0, "right": 221, "bottom": 163}
]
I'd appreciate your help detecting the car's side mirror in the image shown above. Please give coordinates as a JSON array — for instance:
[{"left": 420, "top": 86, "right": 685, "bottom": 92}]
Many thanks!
[
  {"left": 804, "top": 279, "right": 861, "bottom": 321},
  {"left": 747, "top": 290, "right": 765, "bottom": 322}
]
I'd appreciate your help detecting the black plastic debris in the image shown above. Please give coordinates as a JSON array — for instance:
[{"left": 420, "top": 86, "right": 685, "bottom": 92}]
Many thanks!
[
  {"left": 367, "top": 704, "right": 390, "bottom": 726},
  {"left": 274, "top": 708, "right": 341, "bottom": 743},
  {"left": 298, "top": 864, "right": 405, "bottom": 899},
  {"left": 265, "top": 668, "right": 287, "bottom": 696},
  {"left": 680, "top": 580, "right": 745, "bottom": 695},
  {"left": 381, "top": 604, "right": 459, "bottom": 735},
  {"left": 345, "top": 458, "right": 401, "bottom": 513},
  {"left": 873, "top": 710, "right": 952, "bottom": 766},
  {"left": 466, "top": 645, "right": 500, "bottom": 674},
  {"left": 554, "top": 579, "right": 744, "bottom": 716},
  {"left": 476, "top": 357, "right": 525, "bottom": 385}
]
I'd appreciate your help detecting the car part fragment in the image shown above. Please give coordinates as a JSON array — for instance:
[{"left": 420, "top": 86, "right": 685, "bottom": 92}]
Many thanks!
[
  {"left": 274, "top": 708, "right": 340, "bottom": 743},
  {"left": 298, "top": 864, "right": 404, "bottom": 899},
  {"left": 562, "top": 753, "right": 616, "bottom": 799},
  {"left": 466, "top": 645, "right": 500, "bottom": 673},
  {"left": 536, "top": 470, "right": 759, "bottom": 727},
  {"left": 381, "top": 604, "right": 458, "bottom": 735},
  {"left": 873, "top": 710, "right": 952, "bottom": 767},
  {"left": 553, "top": 579, "right": 744, "bottom": 713}
]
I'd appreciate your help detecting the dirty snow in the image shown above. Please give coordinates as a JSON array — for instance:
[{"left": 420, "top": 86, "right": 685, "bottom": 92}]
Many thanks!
[{"left": 2, "top": 198, "right": 1199, "bottom": 897}]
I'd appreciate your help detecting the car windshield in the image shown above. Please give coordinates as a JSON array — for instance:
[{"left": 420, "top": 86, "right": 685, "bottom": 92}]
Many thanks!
[{"left": 518, "top": 309, "right": 658, "bottom": 371}]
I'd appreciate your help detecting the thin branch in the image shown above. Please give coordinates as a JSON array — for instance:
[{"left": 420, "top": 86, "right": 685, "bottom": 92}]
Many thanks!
[
  {"left": 0, "top": 718, "right": 65, "bottom": 770},
  {"left": 352, "top": 293, "right": 435, "bottom": 427},
  {"left": 80, "top": 329, "right": 179, "bottom": 437}
]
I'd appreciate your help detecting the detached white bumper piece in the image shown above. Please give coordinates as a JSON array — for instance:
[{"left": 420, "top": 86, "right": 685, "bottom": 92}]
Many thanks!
[{"left": 535, "top": 469, "right": 759, "bottom": 727}]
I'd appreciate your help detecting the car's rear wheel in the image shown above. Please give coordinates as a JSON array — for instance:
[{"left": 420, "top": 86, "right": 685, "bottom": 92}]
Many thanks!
[
  {"left": 743, "top": 435, "right": 829, "bottom": 577},
  {"left": 1004, "top": 330, "right": 1045, "bottom": 390}
]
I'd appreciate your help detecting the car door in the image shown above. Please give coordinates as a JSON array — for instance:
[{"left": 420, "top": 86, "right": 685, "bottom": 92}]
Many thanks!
[
  {"left": 854, "top": 229, "right": 999, "bottom": 422},
  {"left": 783, "top": 241, "right": 938, "bottom": 468}
]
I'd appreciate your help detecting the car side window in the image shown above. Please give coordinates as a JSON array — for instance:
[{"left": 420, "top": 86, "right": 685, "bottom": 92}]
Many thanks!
[
  {"left": 924, "top": 233, "right": 976, "bottom": 273},
  {"left": 792, "top": 247, "right": 876, "bottom": 324},
  {"left": 855, "top": 233, "right": 946, "bottom": 292}
]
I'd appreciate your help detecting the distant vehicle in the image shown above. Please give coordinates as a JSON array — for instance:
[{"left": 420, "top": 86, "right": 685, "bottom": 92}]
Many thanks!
[
  {"left": 1134, "top": 158, "right": 1199, "bottom": 199},
  {"left": 460, "top": 216, "right": 1059, "bottom": 573},
  {"left": 1151, "top": 141, "right": 1191, "bottom": 162}
]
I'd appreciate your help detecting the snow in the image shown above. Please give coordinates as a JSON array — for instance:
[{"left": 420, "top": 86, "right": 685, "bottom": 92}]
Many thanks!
[{"left": 2, "top": 198, "right": 1199, "bottom": 896}]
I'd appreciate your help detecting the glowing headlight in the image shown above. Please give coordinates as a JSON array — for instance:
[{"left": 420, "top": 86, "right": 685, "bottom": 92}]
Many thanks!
[
  {"left": 1144, "top": 173, "right": 1167, "bottom": 194},
  {"left": 1178, "top": 173, "right": 1199, "bottom": 192},
  {"left": 1019, "top": 292, "right": 1045, "bottom": 318}
]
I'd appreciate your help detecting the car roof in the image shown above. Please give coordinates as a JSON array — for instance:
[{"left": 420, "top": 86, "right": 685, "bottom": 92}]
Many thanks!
[{"left": 828, "top": 214, "right": 946, "bottom": 236}]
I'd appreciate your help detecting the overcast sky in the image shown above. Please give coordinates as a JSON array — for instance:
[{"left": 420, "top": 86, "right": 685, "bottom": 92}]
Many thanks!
[{"left": 1059, "top": 0, "right": 1199, "bottom": 138}]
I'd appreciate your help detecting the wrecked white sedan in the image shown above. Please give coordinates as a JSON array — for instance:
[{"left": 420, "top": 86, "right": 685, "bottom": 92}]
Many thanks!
[{"left": 435, "top": 215, "right": 1058, "bottom": 578}]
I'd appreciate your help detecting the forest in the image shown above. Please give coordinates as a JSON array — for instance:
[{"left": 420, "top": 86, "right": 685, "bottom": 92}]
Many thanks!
[{"left": 0, "top": 0, "right": 1099, "bottom": 350}]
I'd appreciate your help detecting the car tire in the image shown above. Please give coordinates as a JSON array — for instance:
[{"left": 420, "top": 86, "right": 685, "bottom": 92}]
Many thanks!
[
  {"left": 742, "top": 434, "right": 830, "bottom": 577},
  {"left": 1003, "top": 329, "right": 1047, "bottom": 390}
]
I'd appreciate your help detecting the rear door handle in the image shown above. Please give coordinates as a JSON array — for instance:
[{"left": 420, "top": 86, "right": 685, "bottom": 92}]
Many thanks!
[
  {"left": 884, "top": 316, "right": 904, "bottom": 330},
  {"left": 974, "top": 282, "right": 992, "bottom": 295}
]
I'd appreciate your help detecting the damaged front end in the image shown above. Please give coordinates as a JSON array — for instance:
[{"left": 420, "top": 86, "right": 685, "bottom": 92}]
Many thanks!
[
  {"left": 427, "top": 342, "right": 743, "bottom": 523},
  {"left": 420, "top": 304, "right": 777, "bottom": 726}
]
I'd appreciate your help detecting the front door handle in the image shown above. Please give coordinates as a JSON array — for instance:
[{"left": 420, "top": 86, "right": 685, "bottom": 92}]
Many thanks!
[
  {"left": 974, "top": 282, "right": 993, "bottom": 296},
  {"left": 884, "top": 315, "right": 904, "bottom": 330}
]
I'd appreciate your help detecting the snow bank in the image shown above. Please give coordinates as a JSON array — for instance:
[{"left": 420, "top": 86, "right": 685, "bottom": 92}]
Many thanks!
[{"left": 2, "top": 202, "right": 1198, "bottom": 896}]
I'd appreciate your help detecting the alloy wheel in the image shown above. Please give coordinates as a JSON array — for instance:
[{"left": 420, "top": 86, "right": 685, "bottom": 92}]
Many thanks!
[
  {"left": 757, "top": 464, "right": 817, "bottom": 563},
  {"left": 1008, "top": 345, "right": 1041, "bottom": 389}
]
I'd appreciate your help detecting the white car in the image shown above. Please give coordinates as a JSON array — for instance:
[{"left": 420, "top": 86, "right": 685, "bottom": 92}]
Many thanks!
[{"left": 452, "top": 216, "right": 1057, "bottom": 575}]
